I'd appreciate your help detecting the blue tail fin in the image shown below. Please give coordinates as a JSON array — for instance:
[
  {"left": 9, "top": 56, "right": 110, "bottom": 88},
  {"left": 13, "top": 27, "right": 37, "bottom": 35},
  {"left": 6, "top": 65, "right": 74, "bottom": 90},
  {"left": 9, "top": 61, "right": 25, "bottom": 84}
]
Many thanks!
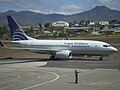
[{"left": 7, "top": 16, "right": 31, "bottom": 41}]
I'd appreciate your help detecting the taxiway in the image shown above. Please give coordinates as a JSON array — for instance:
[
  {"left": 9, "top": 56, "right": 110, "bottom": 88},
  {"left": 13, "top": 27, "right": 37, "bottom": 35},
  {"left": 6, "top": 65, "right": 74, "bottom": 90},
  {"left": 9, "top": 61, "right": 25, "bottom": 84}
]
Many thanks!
[{"left": 0, "top": 58, "right": 120, "bottom": 90}]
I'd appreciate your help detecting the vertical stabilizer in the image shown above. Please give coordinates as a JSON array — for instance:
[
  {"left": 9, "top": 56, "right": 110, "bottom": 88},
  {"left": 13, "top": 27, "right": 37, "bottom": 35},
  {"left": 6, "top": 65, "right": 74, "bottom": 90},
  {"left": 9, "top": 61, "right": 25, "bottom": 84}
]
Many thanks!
[{"left": 7, "top": 16, "right": 35, "bottom": 41}]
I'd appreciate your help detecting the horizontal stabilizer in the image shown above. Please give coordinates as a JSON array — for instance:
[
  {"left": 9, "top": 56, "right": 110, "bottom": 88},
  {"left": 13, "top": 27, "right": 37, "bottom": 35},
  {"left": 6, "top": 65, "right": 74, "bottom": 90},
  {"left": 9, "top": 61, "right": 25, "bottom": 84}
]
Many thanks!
[{"left": 0, "top": 41, "right": 5, "bottom": 47}]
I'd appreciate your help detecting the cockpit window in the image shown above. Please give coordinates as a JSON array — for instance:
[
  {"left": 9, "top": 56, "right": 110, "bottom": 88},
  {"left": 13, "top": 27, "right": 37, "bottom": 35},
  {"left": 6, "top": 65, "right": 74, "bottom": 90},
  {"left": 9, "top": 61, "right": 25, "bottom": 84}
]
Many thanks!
[
  {"left": 103, "top": 45, "right": 107, "bottom": 47},
  {"left": 103, "top": 45, "right": 111, "bottom": 47}
]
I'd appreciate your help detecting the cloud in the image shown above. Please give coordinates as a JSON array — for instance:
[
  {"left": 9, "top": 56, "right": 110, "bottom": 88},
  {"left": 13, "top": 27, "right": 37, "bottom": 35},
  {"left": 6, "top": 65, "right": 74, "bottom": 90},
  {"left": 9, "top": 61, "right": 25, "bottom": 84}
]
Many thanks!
[
  {"left": 61, "top": 5, "right": 81, "bottom": 11},
  {"left": 85, "top": 0, "right": 120, "bottom": 11},
  {"left": 0, "top": 0, "right": 120, "bottom": 15},
  {"left": 58, "top": 5, "right": 84, "bottom": 15},
  {"left": 0, "top": 0, "right": 42, "bottom": 10},
  {"left": 0, "top": 0, "right": 83, "bottom": 15},
  {"left": 31, "top": 4, "right": 83, "bottom": 15},
  {"left": 86, "top": 0, "right": 98, "bottom": 4},
  {"left": 98, "top": 0, "right": 114, "bottom": 5},
  {"left": 0, "top": 0, "right": 60, "bottom": 11},
  {"left": 98, "top": 0, "right": 120, "bottom": 10},
  {"left": 0, "top": 0, "right": 13, "bottom": 2}
]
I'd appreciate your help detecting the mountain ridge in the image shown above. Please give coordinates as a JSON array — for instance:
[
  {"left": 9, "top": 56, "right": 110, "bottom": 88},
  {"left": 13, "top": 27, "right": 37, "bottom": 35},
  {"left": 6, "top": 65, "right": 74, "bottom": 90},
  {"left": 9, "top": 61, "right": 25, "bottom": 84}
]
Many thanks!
[{"left": 0, "top": 6, "right": 120, "bottom": 26}]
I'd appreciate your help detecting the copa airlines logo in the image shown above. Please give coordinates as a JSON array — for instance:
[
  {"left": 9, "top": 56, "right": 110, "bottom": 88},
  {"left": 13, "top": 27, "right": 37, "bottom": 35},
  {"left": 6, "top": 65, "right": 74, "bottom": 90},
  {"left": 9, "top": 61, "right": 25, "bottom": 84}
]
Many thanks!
[{"left": 12, "top": 28, "right": 28, "bottom": 41}]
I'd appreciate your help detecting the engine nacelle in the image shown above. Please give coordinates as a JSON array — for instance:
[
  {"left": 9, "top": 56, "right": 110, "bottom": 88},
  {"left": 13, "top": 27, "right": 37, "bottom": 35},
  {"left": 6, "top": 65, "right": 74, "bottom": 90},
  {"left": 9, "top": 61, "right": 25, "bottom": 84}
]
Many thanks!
[{"left": 56, "top": 50, "right": 72, "bottom": 59}]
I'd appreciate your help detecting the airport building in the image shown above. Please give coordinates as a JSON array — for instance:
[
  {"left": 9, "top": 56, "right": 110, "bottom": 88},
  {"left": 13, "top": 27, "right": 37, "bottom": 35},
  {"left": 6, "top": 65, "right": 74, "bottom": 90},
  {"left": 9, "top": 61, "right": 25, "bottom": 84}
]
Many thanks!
[
  {"left": 68, "top": 27, "right": 92, "bottom": 32},
  {"left": 89, "top": 22, "right": 95, "bottom": 26},
  {"left": 52, "top": 21, "right": 69, "bottom": 27},
  {"left": 99, "top": 21, "right": 109, "bottom": 25}
]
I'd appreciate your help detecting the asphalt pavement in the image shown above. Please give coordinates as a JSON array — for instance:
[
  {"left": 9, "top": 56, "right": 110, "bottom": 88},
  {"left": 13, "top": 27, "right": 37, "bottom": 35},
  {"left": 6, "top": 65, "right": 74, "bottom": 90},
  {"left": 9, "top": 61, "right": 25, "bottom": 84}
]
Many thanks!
[{"left": 0, "top": 58, "right": 120, "bottom": 90}]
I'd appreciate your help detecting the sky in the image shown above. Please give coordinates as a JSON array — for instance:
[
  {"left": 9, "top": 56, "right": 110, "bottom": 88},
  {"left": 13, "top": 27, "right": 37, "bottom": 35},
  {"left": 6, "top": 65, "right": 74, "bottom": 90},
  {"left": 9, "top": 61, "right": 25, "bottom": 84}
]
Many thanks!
[{"left": 0, "top": 0, "right": 120, "bottom": 15}]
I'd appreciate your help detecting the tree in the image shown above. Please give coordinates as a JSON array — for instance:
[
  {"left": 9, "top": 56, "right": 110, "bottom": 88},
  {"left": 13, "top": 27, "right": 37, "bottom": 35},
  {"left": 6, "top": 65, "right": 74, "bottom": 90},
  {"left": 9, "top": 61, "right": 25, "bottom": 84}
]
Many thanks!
[
  {"left": 85, "top": 20, "right": 90, "bottom": 26},
  {"left": 69, "top": 22, "right": 73, "bottom": 27},
  {"left": 79, "top": 20, "right": 85, "bottom": 26},
  {"left": 44, "top": 23, "right": 51, "bottom": 28},
  {"left": 105, "top": 31, "right": 113, "bottom": 37},
  {"left": 38, "top": 23, "right": 43, "bottom": 32},
  {"left": 59, "top": 31, "right": 66, "bottom": 37},
  {"left": 30, "top": 26, "right": 34, "bottom": 32},
  {"left": 39, "top": 23, "right": 42, "bottom": 28},
  {"left": 110, "top": 20, "right": 117, "bottom": 24},
  {"left": 0, "top": 25, "right": 10, "bottom": 39},
  {"left": 99, "top": 25, "right": 105, "bottom": 30}
]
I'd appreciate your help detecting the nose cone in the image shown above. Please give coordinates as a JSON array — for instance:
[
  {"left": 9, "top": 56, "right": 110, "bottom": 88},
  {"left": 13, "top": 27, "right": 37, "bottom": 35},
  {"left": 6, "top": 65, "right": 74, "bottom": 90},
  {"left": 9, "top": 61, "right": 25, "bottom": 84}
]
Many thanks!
[{"left": 111, "top": 47, "right": 118, "bottom": 52}]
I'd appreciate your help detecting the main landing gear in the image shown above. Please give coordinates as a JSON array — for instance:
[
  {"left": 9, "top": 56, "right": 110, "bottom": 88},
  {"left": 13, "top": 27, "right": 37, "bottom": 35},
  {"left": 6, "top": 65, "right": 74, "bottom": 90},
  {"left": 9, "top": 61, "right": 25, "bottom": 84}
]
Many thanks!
[
  {"left": 49, "top": 55, "right": 55, "bottom": 60},
  {"left": 99, "top": 56, "right": 103, "bottom": 60}
]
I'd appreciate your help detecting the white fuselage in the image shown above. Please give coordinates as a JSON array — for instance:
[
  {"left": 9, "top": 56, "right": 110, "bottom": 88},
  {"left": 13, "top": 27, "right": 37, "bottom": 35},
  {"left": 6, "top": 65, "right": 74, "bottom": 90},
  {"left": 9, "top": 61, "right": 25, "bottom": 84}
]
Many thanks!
[
  {"left": 6, "top": 15, "right": 118, "bottom": 60},
  {"left": 12, "top": 40, "right": 118, "bottom": 56}
]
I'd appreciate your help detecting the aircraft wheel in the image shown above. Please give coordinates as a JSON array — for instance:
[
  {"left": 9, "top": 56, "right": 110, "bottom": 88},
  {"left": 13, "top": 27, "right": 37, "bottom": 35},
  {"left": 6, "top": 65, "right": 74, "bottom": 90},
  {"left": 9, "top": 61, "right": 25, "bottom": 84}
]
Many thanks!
[
  {"left": 99, "top": 56, "right": 103, "bottom": 60},
  {"left": 50, "top": 55, "right": 55, "bottom": 60}
]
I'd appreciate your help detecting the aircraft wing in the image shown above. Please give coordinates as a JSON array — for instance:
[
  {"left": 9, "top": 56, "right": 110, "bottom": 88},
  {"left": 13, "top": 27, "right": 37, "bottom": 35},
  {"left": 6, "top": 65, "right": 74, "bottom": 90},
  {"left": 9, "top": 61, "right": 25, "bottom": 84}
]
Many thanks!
[
  {"left": 0, "top": 40, "right": 59, "bottom": 54},
  {"left": 5, "top": 46, "right": 58, "bottom": 54}
]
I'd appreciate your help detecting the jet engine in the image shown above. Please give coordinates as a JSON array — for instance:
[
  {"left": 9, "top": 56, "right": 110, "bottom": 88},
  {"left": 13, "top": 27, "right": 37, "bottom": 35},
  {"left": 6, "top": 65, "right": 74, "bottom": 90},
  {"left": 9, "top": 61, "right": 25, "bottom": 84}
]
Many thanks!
[{"left": 56, "top": 50, "right": 72, "bottom": 59}]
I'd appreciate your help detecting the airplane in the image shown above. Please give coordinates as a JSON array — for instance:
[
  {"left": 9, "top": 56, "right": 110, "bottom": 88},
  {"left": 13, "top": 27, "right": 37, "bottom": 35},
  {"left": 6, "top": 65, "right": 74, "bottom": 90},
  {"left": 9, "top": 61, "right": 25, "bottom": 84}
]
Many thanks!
[{"left": 1, "top": 15, "right": 118, "bottom": 60}]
